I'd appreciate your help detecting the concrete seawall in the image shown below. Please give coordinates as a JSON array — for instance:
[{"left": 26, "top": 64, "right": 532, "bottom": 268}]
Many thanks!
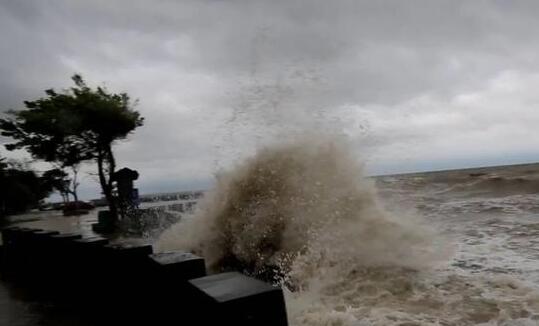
[{"left": 0, "top": 226, "right": 288, "bottom": 326}]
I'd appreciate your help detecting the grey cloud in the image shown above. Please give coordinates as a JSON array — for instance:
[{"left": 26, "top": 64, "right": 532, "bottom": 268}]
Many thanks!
[{"left": 2, "top": 1, "right": 539, "bottom": 198}]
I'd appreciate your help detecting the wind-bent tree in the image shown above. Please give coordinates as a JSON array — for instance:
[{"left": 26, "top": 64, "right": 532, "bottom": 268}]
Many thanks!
[
  {"left": 0, "top": 74, "right": 144, "bottom": 218},
  {"left": 41, "top": 168, "right": 72, "bottom": 203}
]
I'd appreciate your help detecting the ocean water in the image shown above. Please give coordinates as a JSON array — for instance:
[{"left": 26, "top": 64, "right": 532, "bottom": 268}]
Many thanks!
[
  {"left": 3, "top": 149, "right": 539, "bottom": 325},
  {"left": 158, "top": 140, "right": 539, "bottom": 326},
  {"left": 365, "top": 163, "right": 539, "bottom": 326}
]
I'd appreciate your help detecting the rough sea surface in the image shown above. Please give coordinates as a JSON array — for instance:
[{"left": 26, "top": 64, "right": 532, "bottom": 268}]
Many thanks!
[
  {"left": 158, "top": 140, "right": 539, "bottom": 326},
  {"left": 348, "top": 162, "right": 539, "bottom": 326},
  {"left": 3, "top": 157, "right": 539, "bottom": 325}
]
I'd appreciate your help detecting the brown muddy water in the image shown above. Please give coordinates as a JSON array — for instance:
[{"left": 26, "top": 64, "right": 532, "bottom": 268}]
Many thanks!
[
  {"left": 158, "top": 148, "right": 539, "bottom": 326},
  {"left": 3, "top": 161, "right": 539, "bottom": 325}
]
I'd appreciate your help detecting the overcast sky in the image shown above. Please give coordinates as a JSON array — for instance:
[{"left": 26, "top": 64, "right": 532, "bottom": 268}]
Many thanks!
[{"left": 2, "top": 0, "right": 539, "bottom": 199}]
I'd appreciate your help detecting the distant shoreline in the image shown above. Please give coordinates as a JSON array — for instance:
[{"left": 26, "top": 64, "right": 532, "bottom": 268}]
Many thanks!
[{"left": 372, "top": 161, "right": 539, "bottom": 178}]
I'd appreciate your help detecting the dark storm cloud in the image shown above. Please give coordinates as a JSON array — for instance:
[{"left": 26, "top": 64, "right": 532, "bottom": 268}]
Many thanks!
[{"left": 2, "top": 0, "right": 539, "bottom": 197}]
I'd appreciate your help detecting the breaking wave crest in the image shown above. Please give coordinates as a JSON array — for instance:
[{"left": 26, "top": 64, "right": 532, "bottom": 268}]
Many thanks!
[
  {"left": 156, "top": 137, "right": 539, "bottom": 325},
  {"left": 158, "top": 137, "right": 437, "bottom": 275},
  {"left": 439, "top": 176, "right": 539, "bottom": 197},
  {"left": 156, "top": 137, "right": 456, "bottom": 323}
]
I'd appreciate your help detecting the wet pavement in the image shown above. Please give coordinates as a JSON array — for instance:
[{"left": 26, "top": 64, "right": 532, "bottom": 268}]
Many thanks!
[
  {"left": 0, "top": 211, "right": 96, "bottom": 326},
  {"left": 0, "top": 281, "right": 99, "bottom": 326}
]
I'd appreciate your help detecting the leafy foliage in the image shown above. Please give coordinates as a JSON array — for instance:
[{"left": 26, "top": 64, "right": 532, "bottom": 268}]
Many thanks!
[
  {"left": 0, "top": 75, "right": 144, "bottom": 217},
  {"left": 0, "top": 74, "right": 143, "bottom": 164},
  {"left": 41, "top": 168, "right": 72, "bottom": 202},
  {"left": 0, "top": 160, "right": 51, "bottom": 218}
]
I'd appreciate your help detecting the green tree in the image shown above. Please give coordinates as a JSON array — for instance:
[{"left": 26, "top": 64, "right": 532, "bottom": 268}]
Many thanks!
[
  {"left": 0, "top": 160, "right": 50, "bottom": 218},
  {"left": 0, "top": 74, "right": 144, "bottom": 218},
  {"left": 41, "top": 168, "right": 72, "bottom": 203}
]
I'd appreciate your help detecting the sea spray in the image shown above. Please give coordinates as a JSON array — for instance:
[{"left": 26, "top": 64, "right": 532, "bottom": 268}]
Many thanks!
[
  {"left": 156, "top": 138, "right": 539, "bottom": 325},
  {"left": 157, "top": 135, "right": 440, "bottom": 282}
]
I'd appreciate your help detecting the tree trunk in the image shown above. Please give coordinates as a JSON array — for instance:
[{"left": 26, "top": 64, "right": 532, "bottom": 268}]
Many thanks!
[
  {"left": 97, "top": 148, "right": 117, "bottom": 219},
  {"left": 71, "top": 166, "right": 79, "bottom": 202},
  {"left": 105, "top": 144, "right": 117, "bottom": 218},
  {"left": 67, "top": 190, "right": 78, "bottom": 203}
]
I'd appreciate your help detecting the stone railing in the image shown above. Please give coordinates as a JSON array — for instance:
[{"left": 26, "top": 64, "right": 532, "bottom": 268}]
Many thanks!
[{"left": 0, "top": 226, "right": 288, "bottom": 326}]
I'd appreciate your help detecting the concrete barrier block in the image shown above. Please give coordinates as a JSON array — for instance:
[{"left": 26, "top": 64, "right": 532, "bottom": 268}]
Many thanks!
[
  {"left": 49, "top": 233, "right": 84, "bottom": 263},
  {"left": 149, "top": 252, "right": 206, "bottom": 281},
  {"left": 104, "top": 243, "right": 153, "bottom": 259},
  {"left": 142, "top": 252, "right": 208, "bottom": 323},
  {"left": 46, "top": 233, "right": 83, "bottom": 282},
  {"left": 0, "top": 227, "right": 21, "bottom": 277},
  {"left": 189, "top": 272, "right": 288, "bottom": 326},
  {"left": 31, "top": 230, "right": 60, "bottom": 245},
  {"left": 32, "top": 230, "right": 60, "bottom": 237},
  {"left": 94, "top": 244, "right": 154, "bottom": 314},
  {"left": 28, "top": 230, "right": 60, "bottom": 272},
  {"left": 73, "top": 236, "right": 109, "bottom": 258},
  {"left": 16, "top": 228, "right": 43, "bottom": 261},
  {"left": 1, "top": 226, "right": 20, "bottom": 246},
  {"left": 16, "top": 228, "right": 44, "bottom": 245},
  {"left": 0, "top": 227, "right": 20, "bottom": 269},
  {"left": 0, "top": 228, "right": 44, "bottom": 280},
  {"left": 50, "top": 233, "right": 83, "bottom": 242},
  {"left": 71, "top": 236, "right": 110, "bottom": 277},
  {"left": 101, "top": 243, "right": 153, "bottom": 281},
  {"left": 61, "top": 237, "right": 111, "bottom": 301},
  {"left": 74, "top": 236, "right": 109, "bottom": 248}
]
